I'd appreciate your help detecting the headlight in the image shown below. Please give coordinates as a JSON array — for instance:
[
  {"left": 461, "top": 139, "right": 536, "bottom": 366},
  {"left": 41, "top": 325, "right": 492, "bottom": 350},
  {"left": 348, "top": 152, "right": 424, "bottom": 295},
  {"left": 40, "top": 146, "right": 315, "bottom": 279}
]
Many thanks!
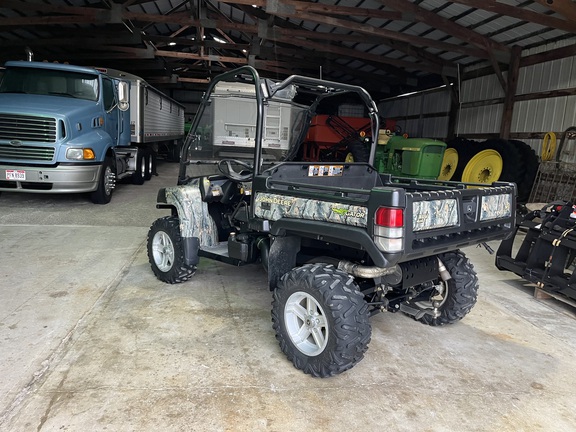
[{"left": 66, "top": 148, "right": 95, "bottom": 160}]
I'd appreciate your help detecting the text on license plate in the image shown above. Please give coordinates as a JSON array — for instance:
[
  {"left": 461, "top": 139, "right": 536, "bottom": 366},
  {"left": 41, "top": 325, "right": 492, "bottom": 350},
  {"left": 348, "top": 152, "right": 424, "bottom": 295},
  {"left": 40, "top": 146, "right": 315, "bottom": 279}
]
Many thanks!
[{"left": 6, "top": 169, "right": 26, "bottom": 181}]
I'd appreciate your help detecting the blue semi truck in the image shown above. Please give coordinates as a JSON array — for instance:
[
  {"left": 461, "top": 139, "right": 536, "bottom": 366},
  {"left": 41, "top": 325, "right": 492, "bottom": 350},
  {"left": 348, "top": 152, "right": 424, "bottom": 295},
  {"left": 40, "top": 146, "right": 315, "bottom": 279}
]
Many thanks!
[{"left": 0, "top": 61, "right": 185, "bottom": 203}]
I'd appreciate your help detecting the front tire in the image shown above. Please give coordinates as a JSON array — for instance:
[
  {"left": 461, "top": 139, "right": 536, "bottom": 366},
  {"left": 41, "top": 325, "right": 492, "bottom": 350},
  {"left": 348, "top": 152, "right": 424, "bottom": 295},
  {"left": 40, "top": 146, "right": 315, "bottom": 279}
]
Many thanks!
[
  {"left": 405, "top": 250, "right": 479, "bottom": 326},
  {"left": 147, "top": 216, "right": 196, "bottom": 284},
  {"left": 272, "top": 264, "right": 371, "bottom": 377},
  {"left": 90, "top": 157, "right": 115, "bottom": 204}
]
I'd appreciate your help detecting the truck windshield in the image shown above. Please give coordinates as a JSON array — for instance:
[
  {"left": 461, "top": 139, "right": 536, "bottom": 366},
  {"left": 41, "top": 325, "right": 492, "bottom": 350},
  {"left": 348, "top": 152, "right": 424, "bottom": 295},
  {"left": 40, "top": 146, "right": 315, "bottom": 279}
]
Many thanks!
[{"left": 0, "top": 67, "right": 99, "bottom": 102}]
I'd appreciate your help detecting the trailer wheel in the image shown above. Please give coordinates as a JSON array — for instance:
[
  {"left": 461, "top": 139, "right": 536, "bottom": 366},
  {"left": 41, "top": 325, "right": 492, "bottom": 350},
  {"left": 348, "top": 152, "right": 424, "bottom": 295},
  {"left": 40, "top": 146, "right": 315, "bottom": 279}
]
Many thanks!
[
  {"left": 404, "top": 250, "right": 478, "bottom": 326},
  {"left": 132, "top": 150, "right": 146, "bottom": 185},
  {"left": 90, "top": 157, "right": 115, "bottom": 204},
  {"left": 147, "top": 216, "right": 196, "bottom": 284},
  {"left": 272, "top": 264, "right": 371, "bottom": 377}
]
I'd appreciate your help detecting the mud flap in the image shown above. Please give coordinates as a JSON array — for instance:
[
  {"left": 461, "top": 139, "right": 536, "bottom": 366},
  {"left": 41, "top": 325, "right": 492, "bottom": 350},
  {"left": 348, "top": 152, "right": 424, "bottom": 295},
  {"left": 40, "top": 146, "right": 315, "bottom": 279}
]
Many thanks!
[
  {"left": 268, "top": 236, "right": 301, "bottom": 291},
  {"left": 183, "top": 236, "right": 200, "bottom": 266}
]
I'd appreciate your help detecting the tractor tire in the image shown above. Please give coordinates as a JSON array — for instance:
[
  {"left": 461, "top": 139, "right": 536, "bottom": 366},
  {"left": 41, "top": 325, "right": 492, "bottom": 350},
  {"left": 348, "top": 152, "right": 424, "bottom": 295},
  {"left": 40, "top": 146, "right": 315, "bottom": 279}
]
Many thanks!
[
  {"left": 272, "top": 263, "right": 371, "bottom": 377},
  {"left": 90, "top": 156, "right": 115, "bottom": 204},
  {"left": 403, "top": 250, "right": 479, "bottom": 326},
  {"left": 446, "top": 137, "right": 478, "bottom": 181},
  {"left": 346, "top": 140, "right": 370, "bottom": 163},
  {"left": 147, "top": 216, "right": 196, "bottom": 284},
  {"left": 482, "top": 139, "right": 524, "bottom": 184},
  {"left": 509, "top": 140, "right": 539, "bottom": 203}
]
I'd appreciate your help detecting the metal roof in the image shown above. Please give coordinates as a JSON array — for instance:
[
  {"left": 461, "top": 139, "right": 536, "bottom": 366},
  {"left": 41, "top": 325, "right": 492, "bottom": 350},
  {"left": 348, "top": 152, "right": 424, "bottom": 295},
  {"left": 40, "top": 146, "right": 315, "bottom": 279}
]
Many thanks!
[{"left": 0, "top": 0, "right": 574, "bottom": 97}]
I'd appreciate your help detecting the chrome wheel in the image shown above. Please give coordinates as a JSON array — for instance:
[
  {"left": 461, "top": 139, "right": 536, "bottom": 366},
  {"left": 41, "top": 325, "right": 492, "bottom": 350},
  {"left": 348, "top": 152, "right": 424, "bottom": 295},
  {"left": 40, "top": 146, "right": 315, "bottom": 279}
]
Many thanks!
[
  {"left": 103, "top": 165, "right": 115, "bottom": 196},
  {"left": 151, "top": 230, "right": 175, "bottom": 272},
  {"left": 284, "top": 291, "right": 328, "bottom": 356}
]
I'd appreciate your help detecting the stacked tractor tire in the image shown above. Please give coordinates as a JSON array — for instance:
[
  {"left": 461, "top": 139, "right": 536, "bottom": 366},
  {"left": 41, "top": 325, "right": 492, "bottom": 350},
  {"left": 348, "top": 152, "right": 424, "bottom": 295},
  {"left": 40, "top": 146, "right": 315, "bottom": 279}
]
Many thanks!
[{"left": 441, "top": 138, "right": 539, "bottom": 204}]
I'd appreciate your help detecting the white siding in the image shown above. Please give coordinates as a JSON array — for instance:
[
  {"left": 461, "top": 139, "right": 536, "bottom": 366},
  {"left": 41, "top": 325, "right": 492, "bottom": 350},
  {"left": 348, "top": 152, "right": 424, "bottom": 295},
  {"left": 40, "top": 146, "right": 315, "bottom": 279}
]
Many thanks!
[
  {"left": 378, "top": 87, "right": 451, "bottom": 139},
  {"left": 457, "top": 104, "right": 503, "bottom": 134}
]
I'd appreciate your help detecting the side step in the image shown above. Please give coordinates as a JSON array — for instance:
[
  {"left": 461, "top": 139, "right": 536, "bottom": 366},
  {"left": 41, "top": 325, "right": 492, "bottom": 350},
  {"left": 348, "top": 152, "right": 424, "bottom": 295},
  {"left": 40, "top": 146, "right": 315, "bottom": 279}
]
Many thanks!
[{"left": 199, "top": 242, "right": 246, "bottom": 266}]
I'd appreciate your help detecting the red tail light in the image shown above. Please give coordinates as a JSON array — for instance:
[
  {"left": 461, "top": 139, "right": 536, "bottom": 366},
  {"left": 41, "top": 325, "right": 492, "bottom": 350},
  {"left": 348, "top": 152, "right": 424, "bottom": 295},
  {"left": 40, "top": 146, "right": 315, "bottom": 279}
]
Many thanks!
[{"left": 375, "top": 207, "right": 404, "bottom": 227}]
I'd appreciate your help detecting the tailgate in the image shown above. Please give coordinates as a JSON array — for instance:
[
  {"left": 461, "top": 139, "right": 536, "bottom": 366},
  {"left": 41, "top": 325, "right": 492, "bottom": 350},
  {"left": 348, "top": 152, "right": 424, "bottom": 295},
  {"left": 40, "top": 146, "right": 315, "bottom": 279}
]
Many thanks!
[{"left": 402, "top": 184, "right": 516, "bottom": 258}]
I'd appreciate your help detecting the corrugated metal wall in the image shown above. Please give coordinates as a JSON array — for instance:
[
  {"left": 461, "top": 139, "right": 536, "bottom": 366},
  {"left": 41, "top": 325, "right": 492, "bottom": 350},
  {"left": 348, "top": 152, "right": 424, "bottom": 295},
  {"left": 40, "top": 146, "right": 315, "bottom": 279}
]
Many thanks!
[
  {"left": 379, "top": 40, "right": 576, "bottom": 156},
  {"left": 378, "top": 87, "right": 451, "bottom": 140}
]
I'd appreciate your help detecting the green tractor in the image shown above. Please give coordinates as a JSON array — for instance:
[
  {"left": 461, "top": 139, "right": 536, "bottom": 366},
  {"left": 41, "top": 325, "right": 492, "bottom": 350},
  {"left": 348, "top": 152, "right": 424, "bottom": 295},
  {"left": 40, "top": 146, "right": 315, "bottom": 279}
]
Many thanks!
[{"left": 373, "top": 132, "right": 447, "bottom": 180}]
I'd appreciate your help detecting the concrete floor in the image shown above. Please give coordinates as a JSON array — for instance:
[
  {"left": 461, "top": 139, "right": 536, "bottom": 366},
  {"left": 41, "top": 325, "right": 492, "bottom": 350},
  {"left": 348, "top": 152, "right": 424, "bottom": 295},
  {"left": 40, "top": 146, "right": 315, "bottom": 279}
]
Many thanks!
[{"left": 1, "top": 161, "right": 576, "bottom": 432}]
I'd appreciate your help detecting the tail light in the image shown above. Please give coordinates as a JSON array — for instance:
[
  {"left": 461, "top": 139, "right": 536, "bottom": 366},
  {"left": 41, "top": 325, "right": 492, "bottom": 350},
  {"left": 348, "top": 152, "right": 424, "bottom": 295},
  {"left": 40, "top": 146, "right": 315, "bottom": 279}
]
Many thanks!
[{"left": 374, "top": 207, "right": 404, "bottom": 253}]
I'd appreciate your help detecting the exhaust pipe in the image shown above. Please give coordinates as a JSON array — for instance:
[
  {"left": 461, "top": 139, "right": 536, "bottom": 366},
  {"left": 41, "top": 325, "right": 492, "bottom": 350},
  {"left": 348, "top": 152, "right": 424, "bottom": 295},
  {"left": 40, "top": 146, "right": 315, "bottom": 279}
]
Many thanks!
[
  {"left": 337, "top": 260, "right": 398, "bottom": 279},
  {"left": 438, "top": 258, "right": 452, "bottom": 281}
]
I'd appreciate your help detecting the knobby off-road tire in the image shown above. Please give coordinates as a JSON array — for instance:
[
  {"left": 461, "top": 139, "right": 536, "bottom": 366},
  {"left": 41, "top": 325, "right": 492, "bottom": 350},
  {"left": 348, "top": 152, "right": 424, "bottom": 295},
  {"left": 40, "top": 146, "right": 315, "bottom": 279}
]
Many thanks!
[
  {"left": 147, "top": 216, "right": 196, "bottom": 284},
  {"left": 405, "top": 250, "right": 479, "bottom": 326},
  {"left": 272, "top": 263, "right": 371, "bottom": 377}
]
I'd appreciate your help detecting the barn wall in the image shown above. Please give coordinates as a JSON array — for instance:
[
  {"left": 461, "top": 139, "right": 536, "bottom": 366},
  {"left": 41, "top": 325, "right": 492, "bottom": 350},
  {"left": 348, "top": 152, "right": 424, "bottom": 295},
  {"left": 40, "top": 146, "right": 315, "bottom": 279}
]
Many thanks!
[
  {"left": 378, "top": 86, "right": 452, "bottom": 141},
  {"left": 379, "top": 40, "right": 576, "bottom": 155}
]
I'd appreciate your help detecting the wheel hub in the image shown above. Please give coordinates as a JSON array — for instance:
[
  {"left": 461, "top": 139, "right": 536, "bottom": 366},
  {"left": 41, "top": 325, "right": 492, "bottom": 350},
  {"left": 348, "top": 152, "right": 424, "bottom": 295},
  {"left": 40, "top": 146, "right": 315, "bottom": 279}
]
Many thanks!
[{"left": 284, "top": 291, "right": 329, "bottom": 356}]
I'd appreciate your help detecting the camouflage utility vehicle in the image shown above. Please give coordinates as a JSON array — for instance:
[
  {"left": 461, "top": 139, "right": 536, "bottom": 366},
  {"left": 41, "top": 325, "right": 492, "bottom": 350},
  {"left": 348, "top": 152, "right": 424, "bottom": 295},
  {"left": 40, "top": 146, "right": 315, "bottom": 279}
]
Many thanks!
[{"left": 147, "top": 66, "right": 516, "bottom": 377}]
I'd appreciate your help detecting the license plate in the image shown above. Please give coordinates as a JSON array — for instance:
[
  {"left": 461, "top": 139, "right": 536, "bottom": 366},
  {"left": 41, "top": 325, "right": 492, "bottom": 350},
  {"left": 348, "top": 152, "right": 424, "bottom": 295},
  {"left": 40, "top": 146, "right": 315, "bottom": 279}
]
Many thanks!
[{"left": 6, "top": 169, "right": 26, "bottom": 181}]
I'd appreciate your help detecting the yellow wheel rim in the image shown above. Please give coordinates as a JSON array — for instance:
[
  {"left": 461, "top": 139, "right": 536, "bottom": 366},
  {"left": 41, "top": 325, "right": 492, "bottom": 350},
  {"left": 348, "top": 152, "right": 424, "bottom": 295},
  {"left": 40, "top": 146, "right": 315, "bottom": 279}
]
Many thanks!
[
  {"left": 438, "top": 148, "right": 458, "bottom": 180},
  {"left": 462, "top": 149, "right": 502, "bottom": 184},
  {"left": 345, "top": 152, "right": 354, "bottom": 163}
]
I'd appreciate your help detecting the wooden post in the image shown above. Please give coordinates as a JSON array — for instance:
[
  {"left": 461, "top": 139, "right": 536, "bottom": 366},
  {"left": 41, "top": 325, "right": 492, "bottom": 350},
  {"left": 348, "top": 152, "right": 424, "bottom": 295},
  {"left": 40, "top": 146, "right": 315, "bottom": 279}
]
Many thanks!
[{"left": 500, "top": 45, "right": 522, "bottom": 139}]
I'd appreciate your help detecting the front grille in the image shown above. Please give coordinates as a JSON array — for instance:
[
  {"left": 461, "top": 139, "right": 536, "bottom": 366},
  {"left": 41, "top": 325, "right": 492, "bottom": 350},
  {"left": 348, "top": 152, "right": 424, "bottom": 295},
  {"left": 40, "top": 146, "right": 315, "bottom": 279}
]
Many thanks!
[
  {"left": 0, "top": 113, "right": 57, "bottom": 143},
  {"left": 0, "top": 144, "right": 55, "bottom": 161}
]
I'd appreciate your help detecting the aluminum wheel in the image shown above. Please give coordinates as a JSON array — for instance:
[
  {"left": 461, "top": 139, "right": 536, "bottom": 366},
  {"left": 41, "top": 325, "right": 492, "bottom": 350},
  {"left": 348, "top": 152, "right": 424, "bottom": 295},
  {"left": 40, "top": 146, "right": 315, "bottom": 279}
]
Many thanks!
[
  {"left": 103, "top": 165, "right": 114, "bottom": 196},
  {"left": 414, "top": 280, "right": 448, "bottom": 310},
  {"left": 284, "top": 291, "right": 329, "bottom": 356},
  {"left": 151, "top": 230, "right": 175, "bottom": 272}
]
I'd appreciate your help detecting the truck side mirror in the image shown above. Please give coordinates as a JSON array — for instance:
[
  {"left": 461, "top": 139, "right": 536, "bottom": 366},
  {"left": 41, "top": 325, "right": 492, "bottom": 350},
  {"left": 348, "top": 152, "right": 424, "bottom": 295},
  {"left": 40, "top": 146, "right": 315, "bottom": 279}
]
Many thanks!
[{"left": 118, "top": 81, "right": 129, "bottom": 111}]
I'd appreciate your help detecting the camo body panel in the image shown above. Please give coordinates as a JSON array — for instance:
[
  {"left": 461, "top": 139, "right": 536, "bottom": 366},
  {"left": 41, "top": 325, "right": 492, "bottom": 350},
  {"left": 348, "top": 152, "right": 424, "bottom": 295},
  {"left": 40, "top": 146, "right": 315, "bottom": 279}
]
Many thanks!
[
  {"left": 254, "top": 192, "right": 368, "bottom": 227},
  {"left": 412, "top": 198, "right": 458, "bottom": 231},
  {"left": 164, "top": 182, "right": 218, "bottom": 246},
  {"left": 480, "top": 193, "right": 512, "bottom": 221}
]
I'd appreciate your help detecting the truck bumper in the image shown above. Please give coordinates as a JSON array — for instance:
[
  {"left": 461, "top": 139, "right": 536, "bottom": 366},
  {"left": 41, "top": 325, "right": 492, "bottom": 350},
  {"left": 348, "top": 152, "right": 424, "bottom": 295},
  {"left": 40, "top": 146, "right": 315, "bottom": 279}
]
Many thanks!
[{"left": 0, "top": 163, "right": 101, "bottom": 194}]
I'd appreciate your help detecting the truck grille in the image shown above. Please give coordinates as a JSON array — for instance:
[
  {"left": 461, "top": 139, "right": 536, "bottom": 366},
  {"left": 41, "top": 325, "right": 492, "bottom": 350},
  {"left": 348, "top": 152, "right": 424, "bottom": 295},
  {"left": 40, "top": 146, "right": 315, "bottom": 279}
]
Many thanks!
[
  {"left": 0, "top": 113, "right": 57, "bottom": 143},
  {"left": 0, "top": 144, "right": 55, "bottom": 161}
]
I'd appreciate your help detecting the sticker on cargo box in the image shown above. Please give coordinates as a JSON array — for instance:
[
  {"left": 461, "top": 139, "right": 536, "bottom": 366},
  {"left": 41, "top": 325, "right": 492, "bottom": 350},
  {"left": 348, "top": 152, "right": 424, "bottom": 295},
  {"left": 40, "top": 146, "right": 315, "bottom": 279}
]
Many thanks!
[
  {"left": 308, "top": 165, "right": 343, "bottom": 177},
  {"left": 6, "top": 169, "right": 26, "bottom": 181}
]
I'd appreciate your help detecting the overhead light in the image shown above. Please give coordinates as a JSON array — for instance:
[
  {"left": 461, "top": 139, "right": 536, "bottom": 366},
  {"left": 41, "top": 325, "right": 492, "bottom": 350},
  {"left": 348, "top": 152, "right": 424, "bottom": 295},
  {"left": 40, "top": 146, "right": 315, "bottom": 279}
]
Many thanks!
[
  {"left": 213, "top": 36, "right": 226, "bottom": 44},
  {"left": 242, "top": 49, "right": 247, "bottom": 53},
  {"left": 168, "top": 42, "right": 176, "bottom": 46}
]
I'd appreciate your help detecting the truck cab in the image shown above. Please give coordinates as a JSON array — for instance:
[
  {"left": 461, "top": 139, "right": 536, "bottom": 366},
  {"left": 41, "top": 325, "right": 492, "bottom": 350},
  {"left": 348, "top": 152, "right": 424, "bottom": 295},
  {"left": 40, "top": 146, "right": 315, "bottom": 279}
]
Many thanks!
[
  {"left": 0, "top": 61, "right": 131, "bottom": 202},
  {"left": 0, "top": 60, "right": 183, "bottom": 204}
]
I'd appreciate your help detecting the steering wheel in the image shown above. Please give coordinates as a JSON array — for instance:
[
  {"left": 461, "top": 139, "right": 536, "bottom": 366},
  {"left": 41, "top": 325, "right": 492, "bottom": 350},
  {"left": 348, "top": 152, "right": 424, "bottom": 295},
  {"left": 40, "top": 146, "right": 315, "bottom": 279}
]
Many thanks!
[{"left": 217, "top": 159, "right": 254, "bottom": 181}]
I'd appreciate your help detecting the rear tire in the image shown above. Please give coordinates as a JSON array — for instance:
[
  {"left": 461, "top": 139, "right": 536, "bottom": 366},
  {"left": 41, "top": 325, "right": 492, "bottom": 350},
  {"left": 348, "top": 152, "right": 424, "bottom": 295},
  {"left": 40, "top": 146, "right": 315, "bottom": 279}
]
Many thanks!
[
  {"left": 132, "top": 150, "right": 146, "bottom": 185},
  {"left": 272, "top": 263, "right": 371, "bottom": 377},
  {"left": 143, "top": 148, "right": 157, "bottom": 181},
  {"left": 404, "top": 250, "right": 479, "bottom": 326},
  {"left": 147, "top": 216, "right": 196, "bottom": 284}
]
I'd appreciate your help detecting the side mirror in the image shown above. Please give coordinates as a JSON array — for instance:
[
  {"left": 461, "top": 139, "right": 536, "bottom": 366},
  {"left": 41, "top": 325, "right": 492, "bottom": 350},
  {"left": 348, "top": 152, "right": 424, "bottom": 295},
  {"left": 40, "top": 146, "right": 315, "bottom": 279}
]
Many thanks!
[{"left": 118, "top": 81, "right": 129, "bottom": 111}]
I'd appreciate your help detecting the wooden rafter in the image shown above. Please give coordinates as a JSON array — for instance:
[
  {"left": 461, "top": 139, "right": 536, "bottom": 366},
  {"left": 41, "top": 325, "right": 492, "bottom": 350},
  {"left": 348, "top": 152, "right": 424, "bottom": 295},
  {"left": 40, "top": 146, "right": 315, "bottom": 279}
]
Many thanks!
[
  {"left": 451, "top": 0, "right": 576, "bottom": 33},
  {"left": 533, "top": 0, "right": 576, "bottom": 23}
]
